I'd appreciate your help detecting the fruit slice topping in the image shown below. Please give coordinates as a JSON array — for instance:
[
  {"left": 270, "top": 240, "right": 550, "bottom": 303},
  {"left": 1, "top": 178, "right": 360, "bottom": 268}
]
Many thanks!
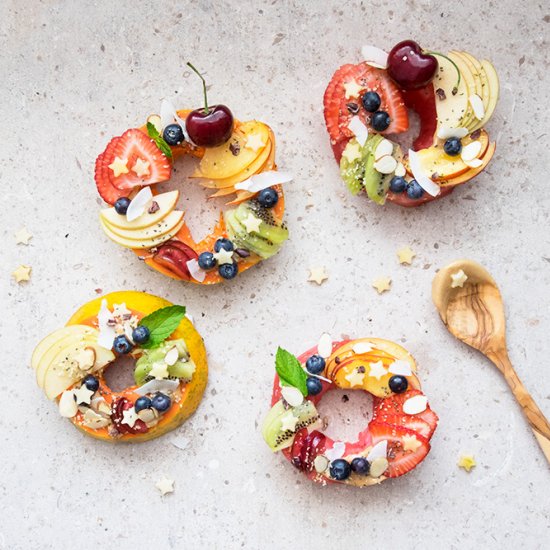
[{"left": 290, "top": 429, "right": 327, "bottom": 472}]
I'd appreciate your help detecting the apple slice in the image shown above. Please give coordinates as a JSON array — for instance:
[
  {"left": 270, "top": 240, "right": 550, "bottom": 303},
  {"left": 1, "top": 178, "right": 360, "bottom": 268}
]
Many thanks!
[
  {"left": 470, "top": 60, "right": 499, "bottom": 132},
  {"left": 460, "top": 51, "right": 490, "bottom": 115},
  {"left": 100, "top": 190, "right": 179, "bottom": 230},
  {"left": 447, "top": 52, "right": 476, "bottom": 130},
  {"left": 439, "top": 140, "right": 496, "bottom": 187},
  {"left": 102, "top": 210, "right": 184, "bottom": 241}
]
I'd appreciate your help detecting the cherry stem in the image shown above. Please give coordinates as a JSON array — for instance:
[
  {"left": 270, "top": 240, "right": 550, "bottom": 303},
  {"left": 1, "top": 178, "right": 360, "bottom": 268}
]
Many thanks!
[
  {"left": 187, "top": 62, "right": 209, "bottom": 114},
  {"left": 424, "top": 51, "right": 461, "bottom": 89}
]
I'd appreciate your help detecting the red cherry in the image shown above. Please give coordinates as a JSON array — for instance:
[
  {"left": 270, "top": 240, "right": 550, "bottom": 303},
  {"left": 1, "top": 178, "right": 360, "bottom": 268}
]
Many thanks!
[{"left": 387, "top": 40, "right": 438, "bottom": 91}]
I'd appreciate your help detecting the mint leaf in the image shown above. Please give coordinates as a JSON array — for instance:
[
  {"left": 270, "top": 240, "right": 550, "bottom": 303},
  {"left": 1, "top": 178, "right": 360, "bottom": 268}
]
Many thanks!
[
  {"left": 146, "top": 121, "right": 173, "bottom": 159},
  {"left": 139, "top": 305, "right": 186, "bottom": 349},
  {"left": 275, "top": 347, "right": 308, "bottom": 396}
]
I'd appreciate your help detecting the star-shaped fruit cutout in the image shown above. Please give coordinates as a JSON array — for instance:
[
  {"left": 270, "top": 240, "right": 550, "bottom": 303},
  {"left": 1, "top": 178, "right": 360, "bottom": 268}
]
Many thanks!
[
  {"left": 344, "top": 79, "right": 363, "bottom": 99},
  {"left": 308, "top": 266, "right": 328, "bottom": 285},
  {"left": 241, "top": 213, "right": 262, "bottom": 234},
  {"left": 121, "top": 407, "right": 139, "bottom": 428},
  {"left": 458, "top": 454, "right": 476, "bottom": 472},
  {"left": 451, "top": 269, "right": 468, "bottom": 288},
  {"left": 342, "top": 141, "right": 362, "bottom": 163},
  {"left": 13, "top": 265, "right": 31, "bottom": 283},
  {"left": 368, "top": 360, "right": 387, "bottom": 380},
  {"left": 73, "top": 384, "right": 95, "bottom": 405},
  {"left": 372, "top": 277, "right": 391, "bottom": 294},
  {"left": 132, "top": 158, "right": 151, "bottom": 177},
  {"left": 108, "top": 156, "right": 129, "bottom": 177},
  {"left": 402, "top": 434, "right": 422, "bottom": 453},
  {"left": 149, "top": 362, "right": 170, "bottom": 380},
  {"left": 15, "top": 227, "right": 33, "bottom": 245},
  {"left": 345, "top": 368, "right": 365, "bottom": 387},
  {"left": 245, "top": 133, "right": 266, "bottom": 152},
  {"left": 213, "top": 248, "right": 234, "bottom": 265},
  {"left": 397, "top": 246, "right": 415, "bottom": 265},
  {"left": 280, "top": 414, "right": 299, "bottom": 432},
  {"left": 155, "top": 477, "right": 175, "bottom": 496}
]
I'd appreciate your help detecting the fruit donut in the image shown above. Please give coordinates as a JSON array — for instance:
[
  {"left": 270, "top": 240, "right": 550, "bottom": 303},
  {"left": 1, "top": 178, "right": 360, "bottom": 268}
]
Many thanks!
[
  {"left": 262, "top": 335, "right": 438, "bottom": 485},
  {"left": 323, "top": 41, "right": 499, "bottom": 207},
  {"left": 95, "top": 64, "right": 290, "bottom": 283},
  {"left": 31, "top": 291, "right": 207, "bottom": 442}
]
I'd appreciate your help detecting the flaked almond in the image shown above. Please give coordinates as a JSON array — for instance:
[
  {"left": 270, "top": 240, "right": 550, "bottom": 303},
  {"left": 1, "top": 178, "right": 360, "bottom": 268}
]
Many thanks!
[
  {"left": 77, "top": 347, "right": 96, "bottom": 370},
  {"left": 394, "top": 162, "right": 406, "bottom": 177},
  {"left": 82, "top": 408, "right": 110, "bottom": 429},
  {"left": 373, "top": 155, "right": 398, "bottom": 174},
  {"left": 436, "top": 126, "right": 469, "bottom": 140},
  {"left": 388, "top": 360, "right": 412, "bottom": 376},
  {"left": 317, "top": 333, "right": 333, "bottom": 358},
  {"left": 369, "top": 457, "right": 389, "bottom": 478},
  {"left": 137, "top": 408, "right": 157, "bottom": 423},
  {"left": 469, "top": 94, "right": 485, "bottom": 120},
  {"left": 314, "top": 455, "right": 329, "bottom": 473},
  {"left": 374, "top": 138, "right": 393, "bottom": 161},
  {"left": 367, "top": 440, "right": 387, "bottom": 462},
  {"left": 464, "top": 158, "right": 484, "bottom": 168},
  {"left": 59, "top": 390, "right": 78, "bottom": 418},
  {"left": 147, "top": 114, "right": 162, "bottom": 134},
  {"left": 281, "top": 386, "right": 304, "bottom": 407},
  {"left": 164, "top": 346, "right": 179, "bottom": 366},
  {"left": 461, "top": 140, "right": 482, "bottom": 161},
  {"left": 352, "top": 341, "right": 374, "bottom": 355},
  {"left": 403, "top": 395, "right": 428, "bottom": 415}
]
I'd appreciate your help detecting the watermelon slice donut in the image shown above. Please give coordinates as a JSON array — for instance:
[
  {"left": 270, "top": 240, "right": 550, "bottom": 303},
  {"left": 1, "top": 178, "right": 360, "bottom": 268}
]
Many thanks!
[
  {"left": 262, "top": 336, "right": 438, "bottom": 486},
  {"left": 323, "top": 41, "right": 499, "bottom": 207},
  {"left": 94, "top": 64, "right": 290, "bottom": 284},
  {"left": 31, "top": 291, "right": 207, "bottom": 442}
]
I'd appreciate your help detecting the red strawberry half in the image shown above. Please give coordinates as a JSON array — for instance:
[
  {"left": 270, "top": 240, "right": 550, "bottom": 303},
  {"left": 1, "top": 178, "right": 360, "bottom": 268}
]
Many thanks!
[
  {"left": 381, "top": 414, "right": 433, "bottom": 440},
  {"left": 369, "top": 421, "right": 430, "bottom": 478},
  {"left": 94, "top": 137, "right": 130, "bottom": 205}
]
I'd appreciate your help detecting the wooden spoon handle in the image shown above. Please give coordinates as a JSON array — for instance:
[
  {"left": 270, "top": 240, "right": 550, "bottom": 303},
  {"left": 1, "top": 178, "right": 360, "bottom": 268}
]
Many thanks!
[{"left": 489, "top": 351, "right": 550, "bottom": 464}]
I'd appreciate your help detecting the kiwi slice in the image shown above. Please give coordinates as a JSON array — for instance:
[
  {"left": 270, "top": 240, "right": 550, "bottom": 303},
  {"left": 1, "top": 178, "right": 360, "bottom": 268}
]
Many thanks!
[
  {"left": 134, "top": 339, "right": 192, "bottom": 385},
  {"left": 225, "top": 210, "right": 279, "bottom": 259},
  {"left": 340, "top": 139, "right": 369, "bottom": 195},
  {"left": 362, "top": 135, "right": 399, "bottom": 205},
  {"left": 234, "top": 203, "right": 289, "bottom": 244},
  {"left": 261, "top": 399, "right": 320, "bottom": 452}
]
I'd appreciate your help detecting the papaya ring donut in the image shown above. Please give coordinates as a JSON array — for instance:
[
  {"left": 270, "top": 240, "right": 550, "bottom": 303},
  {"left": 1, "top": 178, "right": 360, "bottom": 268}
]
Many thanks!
[
  {"left": 31, "top": 291, "right": 207, "bottom": 442},
  {"left": 94, "top": 92, "right": 290, "bottom": 284},
  {"left": 323, "top": 40, "right": 499, "bottom": 207},
  {"left": 262, "top": 336, "right": 438, "bottom": 486}
]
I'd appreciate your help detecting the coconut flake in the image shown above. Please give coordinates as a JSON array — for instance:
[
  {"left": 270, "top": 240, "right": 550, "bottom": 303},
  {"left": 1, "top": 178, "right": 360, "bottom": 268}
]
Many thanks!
[
  {"left": 135, "top": 379, "right": 180, "bottom": 396},
  {"left": 374, "top": 139, "right": 393, "bottom": 160},
  {"left": 325, "top": 441, "right": 346, "bottom": 461},
  {"left": 373, "top": 155, "right": 398, "bottom": 174},
  {"left": 461, "top": 141, "right": 482, "bottom": 162},
  {"left": 408, "top": 149, "right": 441, "bottom": 197},
  {"left": 361, "top": 45, "right": 389, "bottom": 69},
  {"left": 317, "top": 333, "right": 333, "bottom": 358},
  {"left": 281, "top": 386, "right": 304, "bottom": 407},
  {"left": 234, "top": 170, "right": 293, "bottom": 193},
  {"left": 187, "top": 259, "right": 206, "bottom": 282},
  {"left": 160, "top": 98, "right": 190, "bottom": 141},
  {"left": 352, "top": 341, "right": 373, "bottom": 355},
  {"left": 464, "top": 158, "right": 484, "bottom": 168},
  {"left": 347, "top": 116, "right": 369, "bottom": 146},
  {"left": 97, "top": 299, "right": 116, "bottom": 349},
  {"left": 388, "top": 360, "right": 413, "bottom": 376},
  {"left": 59, "top": 390, "right": 78, "bottom": 418},
  {"left": 126, "top": 186, "right": 153, "bottom": 222},
  {"left": 403, "top": 395, "right": 428, "bottom": 415},
  {"left": 469, "top": 94, "right": 485, "bottom": 121},
  {"left": 436, "top": 126, "right": 469, "bottom": 140},
  {"left": 367, "top": 440, "right": 388, "bottom": 462}
]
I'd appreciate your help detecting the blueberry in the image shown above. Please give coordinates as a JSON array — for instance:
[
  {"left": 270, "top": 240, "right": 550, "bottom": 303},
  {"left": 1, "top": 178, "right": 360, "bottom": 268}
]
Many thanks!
[
  {"left": 114, "top": 197, "right": 131, "bottom": 215},
  {"left": 163, "top": 123, "right": 185, "bottom": 146},
  {"left": 198, "top": 251, "right": 217, "bottom": 270},
  {"left": 257, "top": 187, "right": 279, "bottom": 208},
  {"left": 151, "top": 392, "right": 171, "bottom": 412},
  {"left": 444, "top": 137, "right": 462, "bottom": 156},
  {"left": 361, "top": 91, "right": 381, "bottom": 113},
  {"left": 132, "top": 325, "right": 150, "bottom": 345},
  {"left": 134, "top": 396, "right": 152, "bottom": 413},
  {"left": 113, "top": 334, "right": 133, "bottom": 354},
  {"left": 351, "top": 457, "right": 370, "bottom": 475},
  {"left": 329, "top": 459, "right": 352, "bottom": 481},
  {"left": 214, "top": 238, "right": 234, "bottom": 253},
  {"left": 83, "top": 375, "right": 99, "bottom": 392},
  {"left": 389, "top": 375, "right": 409, "bottom": 394},
  {"left": 218, "top": 262, "right": 238, "bottom": 280},
  {"left": 371, "top": 111, "right": 391, "bottom": 132},
  {"left": 306, "top": 377, "right": 323, "bottom": 396},
  {"left": 389, "top": 176, "right": 407, "bottom": 193},
  {"left": 305, "top": 355, "right": 326, "bottom": 375},
  {"left": 406, "top": 179, "right": 424, "bottom": 199}
]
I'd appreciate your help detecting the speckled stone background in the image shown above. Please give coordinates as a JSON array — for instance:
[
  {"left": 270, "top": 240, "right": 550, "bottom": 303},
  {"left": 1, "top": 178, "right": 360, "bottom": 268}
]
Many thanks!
[{"left": 2, "top": 1, "right": 550, "bottom": 549}]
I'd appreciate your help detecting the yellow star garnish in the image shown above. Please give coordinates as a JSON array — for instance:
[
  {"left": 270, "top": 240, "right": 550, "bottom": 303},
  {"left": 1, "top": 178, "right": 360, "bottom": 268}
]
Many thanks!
[
  {"left": 108, "top": 156, "right": 129, "bottom": 177},
  {"left": 372, "top": 277, "right": 391, "bottom": 294},
  {"left": 451, "top": 269, "right": 468, "bottom": 288},
  {"left": 368, "top": 360, "right": 387, "bottom": 380},
  {"left": 458, "top": 454, "right": 476, "bottom": 472},
  {"left": 149, "top": 362, "right": 170, "bottom": 380},
  {"left": 397, "top": 246, "right": 415, "bottom": 265},
  {"left": 15, "top": 227, "right": 33, "bottom": 245},
  {"left": 344, "top": 79, "right": 363, "bottom": 99},
  {"left": 308, "top": 267, "right": 328, "bottom": 285},
  {"left": 213, "top": 248, "right": 234, "bottom": 265},
  {"left": 131, "top": 158, "right": 151, "bottom": 177},
  {"left": 345, "top": 368, "right": 365, "bottom": 387},
  {"left": 155, "top": 477, "right": 175, "bottom": 496},
  {"left": 280, "top": 414, "right": 299, "bottom": 432},
  {"left": 245, "top": 133, "right": 266, "bottom": 152},
  {"left": 342, "top": 141, "right": 362, "bottom": 163},
  {"left": 13, "top": 265, "right": 31, "bottom": 283},
  {"left": 402, "top": 434, "right": 422, "bottom": 453},
  {"left": 241, "top": 213, "right": 262, "bottom": 234}
]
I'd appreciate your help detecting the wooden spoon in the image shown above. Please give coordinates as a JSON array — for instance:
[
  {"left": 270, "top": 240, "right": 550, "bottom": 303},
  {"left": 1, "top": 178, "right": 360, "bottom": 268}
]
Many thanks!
[{"left": 432, "top": 259, "right": 550, "bottom": 464}]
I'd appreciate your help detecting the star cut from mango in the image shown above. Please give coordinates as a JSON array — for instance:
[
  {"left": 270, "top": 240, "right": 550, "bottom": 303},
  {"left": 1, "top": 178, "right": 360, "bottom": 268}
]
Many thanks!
[
  {"left": 458, "top": 454, "right": 476, "bottom": 472},
  {"left": 108, "top": 156, "right": 129, "bottom": 177}
]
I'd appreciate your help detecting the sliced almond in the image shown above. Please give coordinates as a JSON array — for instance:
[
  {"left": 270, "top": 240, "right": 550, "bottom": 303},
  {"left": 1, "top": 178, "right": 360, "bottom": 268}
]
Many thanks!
[
  {"left": 164, "top": 346, "right": 179, "bottom": 366},
  {"left": 367, "top": 440, "right": 387, "bottom": 462},
  {"left": 317, "top": 333, "right": 333, "bottom": 358},
  {"left": 469, "top": 94, "right": 485, "bottom": 121},
  {"left": 352, "top": 341, "right": 374, "bottom": 355},
  {"left": 77, "top": 347, "right": 96, "bottom": 370},
  {"left": 394, "top": 162, "right": 406, "bottom": 177},
  {"left": 361, "top": 45, "right": 389, "bottom": 69},
  {"left": 373, "top": 155, "right": 398, "bottom": 174},
  {"left": 464, "top": 158, "right": 484, "bottom": 168},
  {"left": 347, "top": 116, "right": 369, "bottom": 147},
  {"left": 369, "top": 457, "right": 389, "bottom": 478},
  {"left": 82, "top": 408, "right": 110, "bottom": 429},
  {"left": 147, "top": 114, "right": 162, "bottom": 134},
  {"left": 403, "top": 395, "right": 428, "bottom": 415},
  {"left": 59, "top": 390, "right": 78, "bottom": 418},
  {"left": 314, "top": 455, "right": 329, "bottom": 473},
  {"left": 436, "top": 126, "right": 469, "bottom": 140},
  {"left": 281, "top": 386, "right": 304, "bottom": 407},
  {"left": 137, "top": 408, "right": 157, "bottom": 423},
  {"left": 374, "top": 139, "right": 393, "bottom": 161},
  {"left": 388, "top": 360, "right": 412, "bottom": 376},
  {"left": 461, "top": 140, "right": 482, "bottom": 162}
]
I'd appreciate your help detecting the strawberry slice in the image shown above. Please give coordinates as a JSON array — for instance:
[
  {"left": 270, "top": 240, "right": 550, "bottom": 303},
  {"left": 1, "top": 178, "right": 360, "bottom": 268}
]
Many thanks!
[
  {"left": 380, "top": 414, "right": 433, "bottom": 440},
  {"left": 94, "top": 137, "right": 130, "bottom": 205},
  {"left": 369, "top": 421, "right": 430, "bottom": 478},
  {"left": 110, "top": 129, "right": 172, "bottom": 190}
]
